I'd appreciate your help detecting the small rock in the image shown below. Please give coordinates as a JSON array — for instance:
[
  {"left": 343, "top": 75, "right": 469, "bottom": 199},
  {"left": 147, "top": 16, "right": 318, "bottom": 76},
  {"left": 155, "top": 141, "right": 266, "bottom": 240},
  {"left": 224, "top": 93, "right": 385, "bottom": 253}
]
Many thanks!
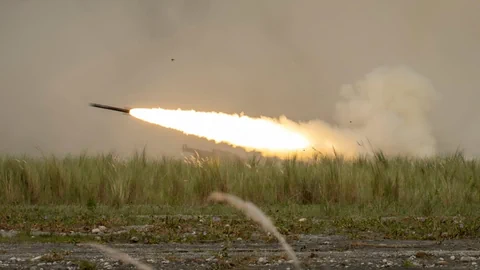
[
  {"left": 98, "top": 226, "right": 107, "bottom": 232},
  {"left": 258, "top": 257, "right": 267, "bottom": 264},
  {"left": 438, "top": 261, "right": 448, "bottom": 265},
  {"left": 298, "top": 218, "right": 307, "bottom": 222},
  {"left": 416, "top": 251, "right": 429, "bottom": 258},
  {"left": 31, "top": 256, "right": 42, "bottom": 261},
  {"left": 0, "top": 230, "right": 18, "bottom": 238},
  {"left": 130, "top": 236, "right": 139, "bottom": 243},
  {"left": 473, "top": 262, "right": 478, "bottom": 266},
  {"left": 95, "top": 236, "right": 101, "bottom": 241},
  {"left": 460, "top": 256, "right": 476, "bottom": 262},
  {"left": 250, "top": 232, "right": 260, "bottom": 240},
  {"left": 146, "top": 259, "right": 156, "bottom": 263},
  {"left": 91, "top": 228, "right": 101, "bottom": 234},
  {"left": 161, "top": 260, "right": 170, "bottom": 264},
  {"left": 450, "top": 256, "right": 456, "bottom": 260},
  {"left": 9, "top": 257, "right": 16, "bottom": 261}
]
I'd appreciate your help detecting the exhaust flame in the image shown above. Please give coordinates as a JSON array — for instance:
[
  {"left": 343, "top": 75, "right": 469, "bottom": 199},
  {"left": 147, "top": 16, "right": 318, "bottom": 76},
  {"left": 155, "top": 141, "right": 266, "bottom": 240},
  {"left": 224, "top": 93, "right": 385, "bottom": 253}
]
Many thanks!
[
  {"left": 128, "top": 66, "right": 438, "bottom": 159},
  {"left": 129, "top": 108, "right": 311, "bottom": 155}
]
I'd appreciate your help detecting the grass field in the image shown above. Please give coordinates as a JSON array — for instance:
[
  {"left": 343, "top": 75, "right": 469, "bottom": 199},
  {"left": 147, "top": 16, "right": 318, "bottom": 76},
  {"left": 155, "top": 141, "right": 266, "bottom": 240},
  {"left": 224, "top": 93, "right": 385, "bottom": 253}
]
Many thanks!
[
  {"left": 0, "top": 150, "right": 479, "bottom": 243},
  {"left": 1, "top": 150, "right": 479, "bottom": 214}
]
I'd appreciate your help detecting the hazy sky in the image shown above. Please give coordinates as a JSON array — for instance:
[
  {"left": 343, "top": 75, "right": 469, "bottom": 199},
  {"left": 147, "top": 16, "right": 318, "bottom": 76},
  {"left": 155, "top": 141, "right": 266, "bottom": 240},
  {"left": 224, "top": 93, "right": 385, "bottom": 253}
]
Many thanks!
[{"left": 1, "top": 0, "right": 479, "bottom": 158}]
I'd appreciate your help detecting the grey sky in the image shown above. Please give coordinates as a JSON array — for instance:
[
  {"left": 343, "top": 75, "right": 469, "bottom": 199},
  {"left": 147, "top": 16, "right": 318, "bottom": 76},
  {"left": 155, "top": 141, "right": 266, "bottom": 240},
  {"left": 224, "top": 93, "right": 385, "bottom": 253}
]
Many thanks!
[{"left": 1, "top": 0, "right": 479, "bottom": 157}]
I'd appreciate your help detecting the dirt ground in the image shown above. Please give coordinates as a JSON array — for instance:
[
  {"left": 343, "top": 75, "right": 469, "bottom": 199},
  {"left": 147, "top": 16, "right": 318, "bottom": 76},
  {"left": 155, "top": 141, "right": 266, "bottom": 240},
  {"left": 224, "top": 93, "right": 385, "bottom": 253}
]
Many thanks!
[{"left": 1, "top": 235, "right": 479, "bottom": 269}]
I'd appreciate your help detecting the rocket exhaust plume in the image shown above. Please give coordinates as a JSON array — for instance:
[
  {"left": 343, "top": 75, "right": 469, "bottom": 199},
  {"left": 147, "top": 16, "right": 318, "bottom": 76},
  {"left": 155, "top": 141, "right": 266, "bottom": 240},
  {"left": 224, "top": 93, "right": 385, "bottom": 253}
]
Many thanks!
[
  {"left": 90, "top": 66, "right": 439, "bottom": 159},
  {"left": 89, "top": 102, "right": 313, "bottom": 157},
  {"left": 128, "top": 108, "right": 312, "bottom": 156}
]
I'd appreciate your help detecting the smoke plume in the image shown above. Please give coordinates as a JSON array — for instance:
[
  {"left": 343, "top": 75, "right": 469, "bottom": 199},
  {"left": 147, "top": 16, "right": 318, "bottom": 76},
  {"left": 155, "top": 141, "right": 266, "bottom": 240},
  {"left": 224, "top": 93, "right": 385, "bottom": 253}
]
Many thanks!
[
  {"left": 271, "top": 66, "right": 438, "bottom": 158},
  {"left": 335, "top": 66, "right": 439, "bottom": 156},
  {"left": 129, "top": 65, "right": 439, "bottom": 159}
]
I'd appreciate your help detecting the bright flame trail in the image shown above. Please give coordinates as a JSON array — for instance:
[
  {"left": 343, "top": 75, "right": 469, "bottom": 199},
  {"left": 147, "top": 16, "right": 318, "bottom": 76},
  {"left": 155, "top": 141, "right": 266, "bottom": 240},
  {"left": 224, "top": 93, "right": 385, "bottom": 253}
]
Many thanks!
[
  {"left": 91, "top": 66, "right": 440, "bottom": 159},
  {"left": 129, "top": 108, "right": 311, "bottom": 153}
]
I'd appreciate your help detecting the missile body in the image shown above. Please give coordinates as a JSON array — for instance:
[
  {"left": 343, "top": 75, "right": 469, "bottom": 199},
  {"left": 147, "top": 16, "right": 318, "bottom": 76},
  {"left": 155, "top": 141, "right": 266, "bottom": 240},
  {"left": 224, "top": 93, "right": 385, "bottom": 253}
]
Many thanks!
[{"left": 89, "top": 103, "right": 130, "bottom": 114}]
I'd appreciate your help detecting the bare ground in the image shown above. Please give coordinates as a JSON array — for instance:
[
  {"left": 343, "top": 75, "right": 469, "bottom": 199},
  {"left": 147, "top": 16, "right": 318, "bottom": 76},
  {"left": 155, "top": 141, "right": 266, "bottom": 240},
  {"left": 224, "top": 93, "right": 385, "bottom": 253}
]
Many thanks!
[{"left": 1, "top": 235, "right": 479, "bottom": 269}]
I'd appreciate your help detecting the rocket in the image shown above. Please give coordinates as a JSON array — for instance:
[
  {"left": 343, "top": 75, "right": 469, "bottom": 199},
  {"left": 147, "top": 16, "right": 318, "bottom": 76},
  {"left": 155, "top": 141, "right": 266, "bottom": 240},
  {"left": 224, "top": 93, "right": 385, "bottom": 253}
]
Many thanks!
[{"left": 89, "top": 103, "right": 130, "bottom": 114}]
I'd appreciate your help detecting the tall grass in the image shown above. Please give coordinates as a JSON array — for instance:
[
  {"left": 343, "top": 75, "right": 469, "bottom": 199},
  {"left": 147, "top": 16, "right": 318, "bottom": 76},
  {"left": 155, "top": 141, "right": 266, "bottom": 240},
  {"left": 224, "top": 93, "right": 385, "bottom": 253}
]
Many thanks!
[{"left": 0, "top": 150, "right": 479, "bottom": 216}]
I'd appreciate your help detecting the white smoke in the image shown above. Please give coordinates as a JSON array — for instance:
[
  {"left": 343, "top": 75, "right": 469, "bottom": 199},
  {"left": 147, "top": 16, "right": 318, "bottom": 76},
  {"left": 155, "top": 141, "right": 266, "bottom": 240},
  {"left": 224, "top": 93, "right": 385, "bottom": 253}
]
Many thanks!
[
  {"left": 278, "top": 66, "right": 439, "bottom": 158},
  {"left": 335, "top": 66, "right": 439, "bottom": 157}
]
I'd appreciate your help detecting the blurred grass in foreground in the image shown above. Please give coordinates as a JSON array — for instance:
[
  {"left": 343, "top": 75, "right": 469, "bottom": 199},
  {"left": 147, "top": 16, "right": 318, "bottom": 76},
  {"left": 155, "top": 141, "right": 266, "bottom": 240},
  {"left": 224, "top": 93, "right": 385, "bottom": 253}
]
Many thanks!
[{"left": 0, "top": 150, "right": 479, "bottom": 217}]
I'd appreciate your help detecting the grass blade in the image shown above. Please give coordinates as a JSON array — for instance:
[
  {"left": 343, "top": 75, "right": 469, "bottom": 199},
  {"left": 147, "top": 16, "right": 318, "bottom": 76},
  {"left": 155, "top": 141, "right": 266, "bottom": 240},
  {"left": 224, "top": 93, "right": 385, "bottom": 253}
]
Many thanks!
[
  {"left": 84, "top": 243, "right": 153, "bottom": 270},
  {"left": 208, "top": 191, "right": 301, "bottom": 269}
]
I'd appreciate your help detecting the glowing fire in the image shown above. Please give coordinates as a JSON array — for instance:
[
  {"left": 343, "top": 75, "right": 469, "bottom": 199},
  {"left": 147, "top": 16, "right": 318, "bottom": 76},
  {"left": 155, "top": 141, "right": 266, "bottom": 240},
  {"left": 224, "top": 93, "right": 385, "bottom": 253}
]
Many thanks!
[{"left": 129, "top": 108, "right": 311, "bottom": 154}]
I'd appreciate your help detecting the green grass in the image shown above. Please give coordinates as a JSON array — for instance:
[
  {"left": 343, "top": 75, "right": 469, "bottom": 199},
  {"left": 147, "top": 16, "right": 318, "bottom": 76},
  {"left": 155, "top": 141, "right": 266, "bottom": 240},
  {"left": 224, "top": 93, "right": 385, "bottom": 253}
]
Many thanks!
[
  {"left": 0, "top": 205, "right": 478, "bottom": 243},
  {"left": 0, "top": 150, "right": 479, "bottom": 217}
]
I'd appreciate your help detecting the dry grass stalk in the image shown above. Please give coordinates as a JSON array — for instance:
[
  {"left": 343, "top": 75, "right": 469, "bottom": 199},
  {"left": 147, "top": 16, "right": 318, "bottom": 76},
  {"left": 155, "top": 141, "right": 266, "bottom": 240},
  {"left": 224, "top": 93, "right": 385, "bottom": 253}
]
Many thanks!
[
  {"left": 208, "top": 191, "right": 301, "bottom": 269},
  {"left": 84, "top": 243, "right": 153, "bottom": 270}
]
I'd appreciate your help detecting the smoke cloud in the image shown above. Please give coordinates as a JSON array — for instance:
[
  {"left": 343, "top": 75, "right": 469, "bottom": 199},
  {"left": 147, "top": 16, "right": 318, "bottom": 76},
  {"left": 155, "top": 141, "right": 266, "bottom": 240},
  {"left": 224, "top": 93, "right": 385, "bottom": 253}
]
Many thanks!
[
  {"left": 335, "top": 65, "right": 439, "bottom": 157},
  {"left": 275, "top": 66, "right": 439, "bottom": 158},
  {"left": 1, "top": 0, "right": 479, "bottom": 158}
]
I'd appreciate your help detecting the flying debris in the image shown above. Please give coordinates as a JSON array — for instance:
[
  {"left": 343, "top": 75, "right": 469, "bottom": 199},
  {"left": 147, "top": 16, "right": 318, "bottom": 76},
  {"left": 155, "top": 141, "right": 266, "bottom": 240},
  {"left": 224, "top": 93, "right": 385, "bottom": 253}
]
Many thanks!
[{"left": 89, "top": 103, "right": 130, "bottom": 114}]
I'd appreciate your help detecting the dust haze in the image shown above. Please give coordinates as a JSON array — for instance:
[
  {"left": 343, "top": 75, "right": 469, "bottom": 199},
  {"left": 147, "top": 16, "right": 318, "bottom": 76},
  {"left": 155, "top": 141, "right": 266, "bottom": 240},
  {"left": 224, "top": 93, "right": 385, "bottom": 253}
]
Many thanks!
[{"left": 1, "top": 0, "right": 479, "bottom": 158}]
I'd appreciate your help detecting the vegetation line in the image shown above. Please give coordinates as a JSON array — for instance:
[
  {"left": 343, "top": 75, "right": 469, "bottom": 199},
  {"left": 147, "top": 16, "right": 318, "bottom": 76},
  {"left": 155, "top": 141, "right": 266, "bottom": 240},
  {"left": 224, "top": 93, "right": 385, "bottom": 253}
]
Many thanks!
[{"left": 0, "top": 150, "right": 478, "bottom": 217}]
